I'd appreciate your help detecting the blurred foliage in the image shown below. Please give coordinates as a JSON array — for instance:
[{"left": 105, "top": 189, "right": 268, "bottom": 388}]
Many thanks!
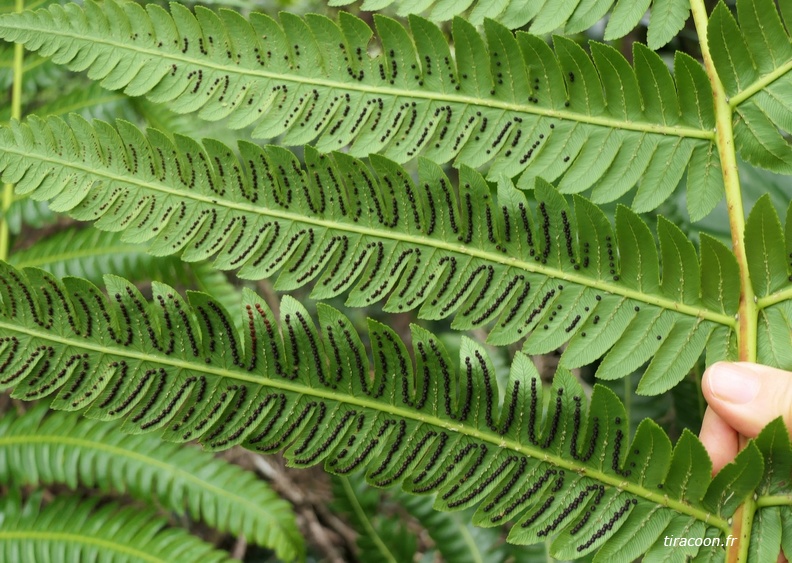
[{"left": 0, "top": 0, "right": 787, "bottom": 560}]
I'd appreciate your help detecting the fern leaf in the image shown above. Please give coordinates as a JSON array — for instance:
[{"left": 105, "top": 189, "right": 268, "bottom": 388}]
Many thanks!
[
  {"left": 708, "top": 0, "right": 792, "bottom": 174},
  {"left": 9, "top": 227, "right": 164, "bottom": 280},
  {"left": 0, "top": 404, "right": 303, "bottom": 560},
  {"left": 0, "top": 1, "right": 721, "bottom": 211},
  {"left": 2, "top": 196, "right": 55, "bottom": 235},
  {"left": 24, "top": 81, "right": 128, "bottom": 121},
  {"left": 331, "top": 0, "right": 688, "bottom": 47},
  {"left": 645, "top": 0, "right": 690, "bottom": 51},
  {"left": 0, "top": 43, "right": 63, "bottom": 99},
  {"left": 0, "top": 493, "right": 232, "bottom": 562},
  {"left": 0, "top": 265, "right": 770, "bottom": 560},
  {"left": 748, "top": 197, "right": 792, "bottom": 369},
  {"left": 749, "top": 419, "right": 792, "bottom": 562},
  {"left": 9, "top": 227, "right": 243, "bottom": 324},
  {"left": 22, "top": 79, "right": 225, "bottom": 138},
  {"left": 0, "top": 116, "right": 743, "bottom": 390}
]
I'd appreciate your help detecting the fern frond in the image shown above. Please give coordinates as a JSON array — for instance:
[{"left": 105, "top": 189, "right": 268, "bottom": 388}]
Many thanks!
[
  {"left": 21, "top": 76, "right": 223, "bottom": 138},
  {"left": 749, "top": 419, "right": 792, "bottom": 562},
  {"left": 329, "top": 0, "right": 690, "bottom": 50},
  {"left": 28, "top": 81, "right": 129, "bottom": 121},
  {"left": 708, "top": 0, "right": 792, "bottom": 174},
  {"left": 9, "top": 227, "right": 163, "bottom": 280},
  {"left": 131, "top": 96, "right": 227, "bottom": 139},
  {"left": 0, "top": 1, "right": 722, "bottom": 212},
  {"left": 0, "top": 264, "right": 768, "bottom": 560},
  {"left": 0, "top": 405, "right": 303, "bottom": 560},
  {"left": 9, "top": 227, "right": 243, "bottom": 323},
  {"left": 0, "top": 493, "right": 232, "bottom": 562},
  {"left": 748, "top": 197, "right": 792, "bottom": 369},
  {"left": 0, "top": 0, "right": 55, "bottom": 15},
  {"left": 0, "top": 43, "right": 63, "bottom": 97},
  {"left": 0, "top": 116, "right": 743, "bottom": 390},
  {"left": 2, "top": 196, "right": 55, "bottom": 235}
]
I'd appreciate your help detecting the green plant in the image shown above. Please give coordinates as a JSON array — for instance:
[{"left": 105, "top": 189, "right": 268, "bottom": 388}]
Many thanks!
[
  {"left": 0, "top": 406, "right": 303, "bottom": 562},
  {"left": 0, "top": 0, "right": 789, "bottom": 561},
  {"left": 332, "top": 473, "right": 546, "bottom": 562},
  {"left": 0, "top": 491, "right": 234, "bottom": 562},
  {"left": 0, "top": 404, "right": 303, "bottom": 560}
]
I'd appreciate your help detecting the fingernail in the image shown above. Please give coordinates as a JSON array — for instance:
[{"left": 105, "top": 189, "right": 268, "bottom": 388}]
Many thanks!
[{"left": 709, "top": 363, "right": 760, "bottom": 404}]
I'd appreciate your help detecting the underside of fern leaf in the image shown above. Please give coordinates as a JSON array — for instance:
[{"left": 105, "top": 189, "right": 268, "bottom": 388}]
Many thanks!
[
  {"left": 0, "top": 0, "right": 737, "bottom": 215},
  {"left": 327, "top": 0, "right": 691, "bottom": 50},
  {"left": 708, "top": 0, "right": 792, "bottom": 174},
  {"left": 748, "top": 419, "right": 792, "bottom": 562},
  {"left": 8, "top": 227, "right": 244, "bottom": 324},
  {"left": 0, "top": 263, "right": 771, "bottom": 560},
  {"left": 0, "top": 404, "right": 304, "bottom": 561},
  {"left": 0, "top": 115, "right": 759, "bottom": 391},
  {"left": 745, "top": 196, "right": 792, "bottom": 367},
  {"left": 0, "top": 0, "right": 789, "bottom": 560}
]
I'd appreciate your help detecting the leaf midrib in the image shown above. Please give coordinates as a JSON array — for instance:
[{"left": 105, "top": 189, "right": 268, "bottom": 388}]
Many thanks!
[
  {"left": 757, "top": 287, "right": 792, "bottom": 309},
  {"left": 10, "top": 243, "right": 147, "bottom": 269},
  {"left": 2, "top": 145, "right": 736, "bottom": 327},
  {"left": 0, "top": 318, "right": 730, "bottom": 533},
  {"left": 0, "top": 435, "right": 286, "bottom": 534},
  {"left": 729, "top": 58, "right": 792, "bottom": 107},
  {"left": 0, "top": 21, "right": 717, "bottom": 140}
]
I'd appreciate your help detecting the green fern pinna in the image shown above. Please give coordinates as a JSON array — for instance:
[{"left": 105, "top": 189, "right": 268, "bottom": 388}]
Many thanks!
[{"left": 0, "top": 0, "right": 789, "bottom": 561}]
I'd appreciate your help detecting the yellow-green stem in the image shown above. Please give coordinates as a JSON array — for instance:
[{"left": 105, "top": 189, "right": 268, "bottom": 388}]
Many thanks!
[
  {"left": 0, "top": 0, "right": 25, "bottom": 261},
  {"left": 690, "top": 2, "right": 758, "bottom": 562},
  {"left": 756, "top": 495, "right": 792, "bottom": 508},
  {"left": 339, "top": 477, "right": 396, "bottom": 563},
  {"left": 690, "top": 2, "right": 756, "bottom": 363}
]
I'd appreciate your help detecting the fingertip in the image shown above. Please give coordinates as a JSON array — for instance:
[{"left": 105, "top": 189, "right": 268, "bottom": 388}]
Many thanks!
[
  {"left": 699, "top": 407, "right": 739, "bottom": 474},
  {"left": 702, "top": 362, "right": 792, "bottom": 438}
]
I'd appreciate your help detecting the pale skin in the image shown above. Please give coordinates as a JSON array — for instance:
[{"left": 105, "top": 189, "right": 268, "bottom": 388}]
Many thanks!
[{"left": 700, "top": 362, "right": 792, "bottom": 562}]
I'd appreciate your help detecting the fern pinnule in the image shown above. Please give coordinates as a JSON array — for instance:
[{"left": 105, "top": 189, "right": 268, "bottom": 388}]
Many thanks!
[
  {"left": 745, "top": 196, "right": 792, "bottom": 367},
  {"left": 747, "top": 419, "right": 792, "bottom": 562}
]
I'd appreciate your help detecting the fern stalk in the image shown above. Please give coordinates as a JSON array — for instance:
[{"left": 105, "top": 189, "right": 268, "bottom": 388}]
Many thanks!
[
  {"left": 758, "top": 286, "right": 792, "bottom": 309},
  {"left": 0, "top": 0, "right": 22, "bottom": 261},
  {"left": 690, "top": 1, "right": 757, "bottom": 561},
  {"left": 338, "top": 477, "right": 398, "bottom": 563},
  {"left": 690, "top": 0, "right": 757, "bottom": 363},
  {"left": 729, "top": 58, "right": 792, "bottom": 108},
  {"left": 755, "top": 496, "right": 792, "bottom": 508}
]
